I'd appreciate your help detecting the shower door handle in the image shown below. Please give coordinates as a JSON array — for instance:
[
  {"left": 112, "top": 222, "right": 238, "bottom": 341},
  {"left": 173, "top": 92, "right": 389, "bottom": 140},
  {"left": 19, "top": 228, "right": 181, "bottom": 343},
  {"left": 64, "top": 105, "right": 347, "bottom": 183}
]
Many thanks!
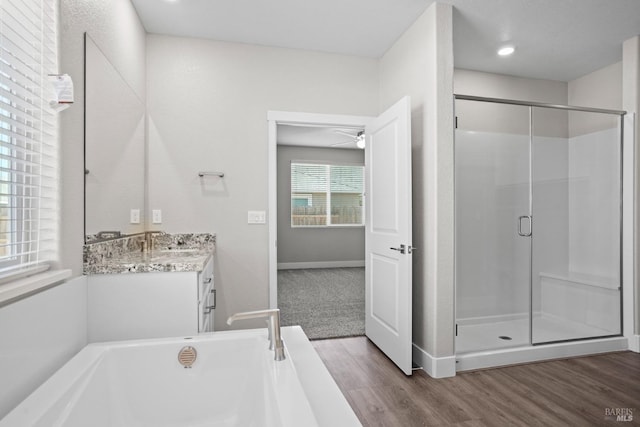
[{"left": 518, "top": 215, "right": 532, "bottom": 237}]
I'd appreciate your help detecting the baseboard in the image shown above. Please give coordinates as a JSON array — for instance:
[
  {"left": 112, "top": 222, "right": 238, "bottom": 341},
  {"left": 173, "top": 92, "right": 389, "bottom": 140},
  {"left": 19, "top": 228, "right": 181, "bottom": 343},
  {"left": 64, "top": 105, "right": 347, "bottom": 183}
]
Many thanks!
[
  {"left": 412, "top": 343, "right": 456, "bottom": 378},
  {"left": 277, "top": 261, "right": 365, "bottom": 270},
  {"left": 629, "top": 335, "right": 640, "bottom": 352}
]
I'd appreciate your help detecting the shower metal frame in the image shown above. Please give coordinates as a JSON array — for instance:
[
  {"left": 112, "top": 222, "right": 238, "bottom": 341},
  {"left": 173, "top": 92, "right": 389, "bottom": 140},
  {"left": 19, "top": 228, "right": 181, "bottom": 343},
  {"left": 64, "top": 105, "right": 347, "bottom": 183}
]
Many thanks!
[{"left": 453, "top": 93, "right": 626, "bottom": 348}]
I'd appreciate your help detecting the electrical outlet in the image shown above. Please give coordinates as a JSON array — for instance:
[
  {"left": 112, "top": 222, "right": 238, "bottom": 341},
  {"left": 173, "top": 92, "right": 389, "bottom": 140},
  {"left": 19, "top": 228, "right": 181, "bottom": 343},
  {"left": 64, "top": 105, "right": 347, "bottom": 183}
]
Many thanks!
[
  {"left": 152, "top": 209, "right": 162, "bottom": 224},
  {"left": 247, "top": 210, "right": 266, "bottom": 224},
  {"left": 130, "top": 209, "right": 140, "bottom": 224}
]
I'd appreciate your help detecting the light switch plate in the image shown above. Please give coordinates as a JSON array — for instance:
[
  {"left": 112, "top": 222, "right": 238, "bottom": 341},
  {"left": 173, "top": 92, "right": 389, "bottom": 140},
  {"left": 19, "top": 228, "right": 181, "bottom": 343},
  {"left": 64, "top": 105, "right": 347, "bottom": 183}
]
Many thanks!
[
  {"left": 247, "top": 210, "right": 266, "bottom": 224},
  {"left": 152, "top": 209, "right": 162, "bottom": 224},
  {"left": 130, "top": 209, "right": 140, "bottom": 224}
]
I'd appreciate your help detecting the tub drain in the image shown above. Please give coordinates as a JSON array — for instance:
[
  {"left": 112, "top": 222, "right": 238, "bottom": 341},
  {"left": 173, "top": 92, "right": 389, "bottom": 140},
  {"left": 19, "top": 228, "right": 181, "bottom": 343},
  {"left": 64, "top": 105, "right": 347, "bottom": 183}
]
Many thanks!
[
  {"left": 498, "top": 336, "right": 512, "bottom": 340},
  {"left": 178, "top": 346, "right": 197, "bottom": 368}
]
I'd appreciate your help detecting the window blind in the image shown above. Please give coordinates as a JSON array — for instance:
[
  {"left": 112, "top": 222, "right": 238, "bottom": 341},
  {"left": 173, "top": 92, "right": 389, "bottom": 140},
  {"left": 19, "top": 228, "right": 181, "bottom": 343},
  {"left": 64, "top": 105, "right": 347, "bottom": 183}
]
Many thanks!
[
  {"left": 291, "top": 162, "right": 364, "bottom": 227},
  {"left": 0, "top": 0, "right": 59, "bottom": 280}
]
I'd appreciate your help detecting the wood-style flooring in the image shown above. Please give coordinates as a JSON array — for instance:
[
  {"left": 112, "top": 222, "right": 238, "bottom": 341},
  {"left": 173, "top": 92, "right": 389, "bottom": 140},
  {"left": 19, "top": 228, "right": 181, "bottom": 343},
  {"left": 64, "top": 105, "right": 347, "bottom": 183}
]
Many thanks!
[{"left": 312, "top": 337, "right": 640, "bottom": 427}]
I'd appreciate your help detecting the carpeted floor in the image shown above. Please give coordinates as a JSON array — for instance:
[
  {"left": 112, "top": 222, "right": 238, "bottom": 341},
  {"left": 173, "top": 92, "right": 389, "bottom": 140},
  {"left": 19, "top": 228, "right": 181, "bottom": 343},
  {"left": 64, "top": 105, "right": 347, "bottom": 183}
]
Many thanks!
[{"left": 278, "top": 267, "right": 365, "bottom": 340}]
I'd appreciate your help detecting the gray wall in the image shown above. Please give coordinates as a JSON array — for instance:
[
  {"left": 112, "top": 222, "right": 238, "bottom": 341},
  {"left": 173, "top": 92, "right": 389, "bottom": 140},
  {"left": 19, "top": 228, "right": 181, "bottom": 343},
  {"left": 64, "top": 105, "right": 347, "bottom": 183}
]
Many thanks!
[{"left": 277, "top": 145, "right": 365, "bottom": 266}]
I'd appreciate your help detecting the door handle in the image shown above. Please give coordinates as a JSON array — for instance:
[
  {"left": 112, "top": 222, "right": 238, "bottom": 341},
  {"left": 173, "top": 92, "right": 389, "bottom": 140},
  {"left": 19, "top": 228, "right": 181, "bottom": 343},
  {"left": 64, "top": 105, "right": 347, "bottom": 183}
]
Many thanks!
[
  {"left": 390, "top": 244, "right": 406, "bottom": 254},
  {"left": 518, "top": 215, "right": 532, "bottom": 237}
]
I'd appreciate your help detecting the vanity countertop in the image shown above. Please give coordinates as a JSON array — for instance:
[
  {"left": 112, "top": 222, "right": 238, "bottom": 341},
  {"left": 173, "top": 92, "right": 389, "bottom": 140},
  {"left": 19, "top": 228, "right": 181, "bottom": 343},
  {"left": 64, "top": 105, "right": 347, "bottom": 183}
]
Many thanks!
[
  {"left": 83, "top": 233, "right": 216, "bottom": 275},
  {"left": 84, "top": 248, "right": 214, "bottom": 275}
]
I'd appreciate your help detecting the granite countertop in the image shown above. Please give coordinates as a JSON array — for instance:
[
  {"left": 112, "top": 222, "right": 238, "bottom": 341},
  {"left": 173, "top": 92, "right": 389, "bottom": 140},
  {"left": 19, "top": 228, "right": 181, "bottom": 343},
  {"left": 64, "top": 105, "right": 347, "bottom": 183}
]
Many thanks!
[
  {"left": 84, "top": 248, "right": 214, "bottom": 275},
  {"left": 83, "top": 233, "right": 216, "bottom": 275}
]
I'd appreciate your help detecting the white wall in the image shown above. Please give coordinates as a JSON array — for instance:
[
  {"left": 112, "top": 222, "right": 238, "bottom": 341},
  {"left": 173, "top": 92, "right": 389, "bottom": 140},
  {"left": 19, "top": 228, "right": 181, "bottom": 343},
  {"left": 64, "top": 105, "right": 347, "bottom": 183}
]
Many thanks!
[
  {"left": 277, "top": 146, "right": 365, "bottom": 266},
  {"left": 0, "top": 277, "right": 87, "bottom": 419},
  {"left": 60, "top": 0, "right": 147, "bottom": 274},
  {"left": 379, "top": 2, "right": 455, "bottom": 361},
  {"left": 146, "top": 35, "right": 379, "bottom": 329}
]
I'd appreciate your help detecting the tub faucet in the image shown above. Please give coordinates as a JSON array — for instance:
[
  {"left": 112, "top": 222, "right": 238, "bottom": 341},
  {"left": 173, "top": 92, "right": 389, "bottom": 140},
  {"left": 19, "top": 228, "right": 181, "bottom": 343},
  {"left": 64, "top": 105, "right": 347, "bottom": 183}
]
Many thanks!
[{"left": 227, "top": 309, "right": 286, "bottom": 361}]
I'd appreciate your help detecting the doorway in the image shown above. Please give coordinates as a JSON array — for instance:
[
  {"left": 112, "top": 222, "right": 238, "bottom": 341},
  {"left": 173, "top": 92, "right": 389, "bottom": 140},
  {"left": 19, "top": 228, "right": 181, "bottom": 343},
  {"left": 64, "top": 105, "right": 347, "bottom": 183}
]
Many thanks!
[
  {"left": 276, "top": 123, "right": 366, "bottom": 339},
  {"left": 268, "top": 97, "right": 413, "bottom": 375},
  {"left": 267, "top": 112, "right": 373, "bottom": 341}
]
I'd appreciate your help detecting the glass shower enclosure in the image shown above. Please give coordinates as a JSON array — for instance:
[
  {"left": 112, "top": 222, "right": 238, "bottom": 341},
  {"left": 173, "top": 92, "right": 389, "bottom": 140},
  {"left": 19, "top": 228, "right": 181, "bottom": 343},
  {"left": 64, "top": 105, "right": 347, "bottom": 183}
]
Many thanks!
[{"left": 454, "top": 95, "right": 623, "bottom": 354}]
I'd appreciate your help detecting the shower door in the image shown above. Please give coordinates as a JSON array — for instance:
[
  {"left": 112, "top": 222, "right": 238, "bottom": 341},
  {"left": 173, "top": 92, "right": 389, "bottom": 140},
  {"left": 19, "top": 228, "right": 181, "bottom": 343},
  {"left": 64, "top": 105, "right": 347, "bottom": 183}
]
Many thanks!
[
  {"left": 455, "top": 97, "right": 624, "bottom": 354},
  {"left": 530, "top": 108, "right": 622, "bottom": 344},
  {"left": 455, "top": 100, "right": 532, "bottom": 353}
]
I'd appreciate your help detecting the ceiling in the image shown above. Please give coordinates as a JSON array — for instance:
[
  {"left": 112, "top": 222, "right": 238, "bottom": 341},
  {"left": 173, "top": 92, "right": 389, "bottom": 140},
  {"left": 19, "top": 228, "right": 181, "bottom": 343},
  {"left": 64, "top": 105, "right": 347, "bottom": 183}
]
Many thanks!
[
  {"left": 277, "top": 125, "right": 365, "bottom": 149},
  {"left": 131, "top": 0, "right": 640, "bottom": 82}
]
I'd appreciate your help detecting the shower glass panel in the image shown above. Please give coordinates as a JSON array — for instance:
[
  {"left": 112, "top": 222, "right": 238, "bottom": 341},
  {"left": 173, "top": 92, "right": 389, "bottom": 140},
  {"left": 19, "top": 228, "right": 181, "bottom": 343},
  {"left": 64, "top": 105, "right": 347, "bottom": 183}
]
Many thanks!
[
  {"left": 455, "top": 100, "right": 531, "bottom": 353},
  {"left": 531, "top": 108, "right": 621, "bottom": 344}
]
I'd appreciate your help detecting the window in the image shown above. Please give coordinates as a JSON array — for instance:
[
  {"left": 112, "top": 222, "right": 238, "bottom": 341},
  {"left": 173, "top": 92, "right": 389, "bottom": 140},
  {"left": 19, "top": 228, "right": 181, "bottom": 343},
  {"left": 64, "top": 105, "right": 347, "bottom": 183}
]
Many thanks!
[
  {"left": 291, "top": 162, "right": 364, "bottom": 227},
  {"left": 0, "top": 0, "right": 59, "bottom": 281}
]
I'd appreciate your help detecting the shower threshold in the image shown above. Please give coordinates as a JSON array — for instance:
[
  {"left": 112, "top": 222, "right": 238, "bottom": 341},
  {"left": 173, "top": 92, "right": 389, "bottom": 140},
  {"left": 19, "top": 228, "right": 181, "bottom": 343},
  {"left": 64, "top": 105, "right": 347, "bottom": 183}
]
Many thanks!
[
  {"left": 455, "top": 315, "right": 626, "bottom": 371},
  {"left": 455, "top": 336, "right": 628, "bottom": 372},
  {"left": 456, "top": 314, "right": 617, "bottom": 354}
]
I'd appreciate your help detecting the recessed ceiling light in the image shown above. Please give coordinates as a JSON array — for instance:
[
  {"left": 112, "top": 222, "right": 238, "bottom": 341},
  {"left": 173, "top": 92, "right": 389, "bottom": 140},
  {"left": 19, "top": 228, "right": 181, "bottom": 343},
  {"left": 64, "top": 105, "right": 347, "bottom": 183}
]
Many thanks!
[{"left": 498, "top": 46, "right": 515, "bottom": 56}]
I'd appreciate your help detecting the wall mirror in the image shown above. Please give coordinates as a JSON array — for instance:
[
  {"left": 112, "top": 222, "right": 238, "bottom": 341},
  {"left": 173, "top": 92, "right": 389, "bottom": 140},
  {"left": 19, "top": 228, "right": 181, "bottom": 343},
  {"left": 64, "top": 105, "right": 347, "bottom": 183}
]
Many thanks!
[{"left": 84, "top": 33, "right": 145, "bottom": 241}]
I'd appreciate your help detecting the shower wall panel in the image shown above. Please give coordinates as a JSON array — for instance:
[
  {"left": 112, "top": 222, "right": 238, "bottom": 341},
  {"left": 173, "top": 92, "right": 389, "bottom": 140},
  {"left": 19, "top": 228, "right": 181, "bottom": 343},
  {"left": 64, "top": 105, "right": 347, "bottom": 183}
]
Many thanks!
[{"left": 568, "top": 127, "right": 620, "bottom": 278}]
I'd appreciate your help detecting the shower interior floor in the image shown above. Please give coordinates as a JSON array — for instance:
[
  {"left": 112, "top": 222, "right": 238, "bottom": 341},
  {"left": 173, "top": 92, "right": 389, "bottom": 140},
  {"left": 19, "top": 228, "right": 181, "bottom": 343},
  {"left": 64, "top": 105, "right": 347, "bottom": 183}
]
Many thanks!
[{"left": 456, "top": 314, "right": 616, "bottom": 354}]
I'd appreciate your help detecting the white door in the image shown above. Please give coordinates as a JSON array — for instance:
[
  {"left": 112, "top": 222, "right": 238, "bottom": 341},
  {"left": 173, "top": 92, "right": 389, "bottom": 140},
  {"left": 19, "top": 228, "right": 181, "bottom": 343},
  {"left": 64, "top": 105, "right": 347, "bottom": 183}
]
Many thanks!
[{"left": 365, "top": 96, "right": 413, "bottom": 375}]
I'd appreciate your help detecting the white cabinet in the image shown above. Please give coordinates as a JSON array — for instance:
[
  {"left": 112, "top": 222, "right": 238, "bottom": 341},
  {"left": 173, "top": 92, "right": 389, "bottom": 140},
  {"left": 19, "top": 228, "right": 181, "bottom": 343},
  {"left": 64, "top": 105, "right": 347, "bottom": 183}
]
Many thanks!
[{"left": 88, "top": 257, "right": 214, "bottom": 342}]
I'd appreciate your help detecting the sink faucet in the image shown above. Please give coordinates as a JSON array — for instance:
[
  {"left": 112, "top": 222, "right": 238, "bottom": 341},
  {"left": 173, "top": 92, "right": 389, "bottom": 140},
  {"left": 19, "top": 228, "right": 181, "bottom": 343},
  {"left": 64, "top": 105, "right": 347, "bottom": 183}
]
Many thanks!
[
  {"left": 144, "top": 231, "right": 163, "bottom": 252},
  {"left": 227, "top": 309, "right": 286, "bottom": 361}
]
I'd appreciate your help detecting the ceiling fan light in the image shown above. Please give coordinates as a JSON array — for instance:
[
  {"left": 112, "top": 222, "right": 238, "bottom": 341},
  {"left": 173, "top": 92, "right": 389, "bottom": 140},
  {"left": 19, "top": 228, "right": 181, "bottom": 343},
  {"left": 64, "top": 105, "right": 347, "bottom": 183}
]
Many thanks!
[{"left": 498, "top": 46, "right": 515, "bottom": 56}]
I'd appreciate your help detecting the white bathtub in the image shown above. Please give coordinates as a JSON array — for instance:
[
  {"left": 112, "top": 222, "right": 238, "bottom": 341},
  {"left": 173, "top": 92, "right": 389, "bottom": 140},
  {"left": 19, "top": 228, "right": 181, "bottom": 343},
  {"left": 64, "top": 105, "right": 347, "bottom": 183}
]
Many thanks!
[{"left": 1, "top": 326, "right": 361, "bottom": 427}]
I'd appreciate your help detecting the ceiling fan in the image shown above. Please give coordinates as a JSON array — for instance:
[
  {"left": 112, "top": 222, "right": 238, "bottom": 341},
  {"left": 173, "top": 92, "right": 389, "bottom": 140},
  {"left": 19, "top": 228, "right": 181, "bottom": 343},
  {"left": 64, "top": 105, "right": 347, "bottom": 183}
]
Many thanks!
[{"left": 330, "top": 129, "right": 366, "bottom": 149}]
